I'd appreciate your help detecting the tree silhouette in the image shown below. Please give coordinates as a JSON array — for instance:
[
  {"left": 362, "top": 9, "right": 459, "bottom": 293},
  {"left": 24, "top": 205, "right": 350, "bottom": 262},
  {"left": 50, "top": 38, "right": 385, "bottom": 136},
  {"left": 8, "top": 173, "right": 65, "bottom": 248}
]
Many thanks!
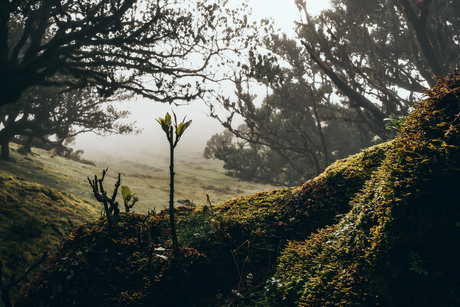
[
  {"left": 0, "top": 84, "right": 136, "bottom": 160},
  {"left": 207, "top": 0, "right": 459, "bottom": 184},
  {"left": 1, "top": 0, "right": 251, "bottom": 107},
  {"left": 297, "top": 0, "right": 459, "bottom": 134}
]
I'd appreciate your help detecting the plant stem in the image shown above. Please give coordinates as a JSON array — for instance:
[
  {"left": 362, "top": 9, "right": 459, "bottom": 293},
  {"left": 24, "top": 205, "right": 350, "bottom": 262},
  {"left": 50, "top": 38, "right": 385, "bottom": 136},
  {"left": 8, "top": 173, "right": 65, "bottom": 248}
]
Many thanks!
[{"left": 169, "top": 127, "right": 179, "bottom": 254}]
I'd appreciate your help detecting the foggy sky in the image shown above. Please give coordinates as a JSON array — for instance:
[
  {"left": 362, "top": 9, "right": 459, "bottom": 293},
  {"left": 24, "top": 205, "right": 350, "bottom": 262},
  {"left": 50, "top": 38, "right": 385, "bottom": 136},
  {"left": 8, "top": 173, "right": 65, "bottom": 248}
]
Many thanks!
[{"left": 74, "top": 0, "right": 331, "bottom": 161}]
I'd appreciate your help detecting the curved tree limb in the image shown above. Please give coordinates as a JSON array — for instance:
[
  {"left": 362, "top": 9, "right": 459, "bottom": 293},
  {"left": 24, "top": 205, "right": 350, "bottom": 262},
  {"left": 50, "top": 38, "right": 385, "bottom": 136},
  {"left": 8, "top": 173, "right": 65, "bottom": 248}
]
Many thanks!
[
  {"left": 397, "top": 0, "right": 445, "bottom": 77},
  {"left": 301, "top": 40, "right": 387, "bottom": 134}
]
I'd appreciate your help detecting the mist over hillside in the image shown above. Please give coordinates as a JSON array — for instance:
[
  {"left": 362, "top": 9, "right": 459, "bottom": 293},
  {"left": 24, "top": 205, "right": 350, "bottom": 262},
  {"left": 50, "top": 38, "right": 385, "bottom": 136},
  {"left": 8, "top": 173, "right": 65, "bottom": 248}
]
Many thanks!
[{"left": 74, "top": 98, "right": 227, "bottom": 161}]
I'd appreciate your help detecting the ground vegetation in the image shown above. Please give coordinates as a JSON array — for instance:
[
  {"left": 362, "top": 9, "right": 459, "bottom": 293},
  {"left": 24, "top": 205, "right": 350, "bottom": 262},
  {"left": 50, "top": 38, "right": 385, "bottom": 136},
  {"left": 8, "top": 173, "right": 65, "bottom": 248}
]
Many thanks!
[{"left": 10, "top": 70, "right": 460, "bottom": 307}]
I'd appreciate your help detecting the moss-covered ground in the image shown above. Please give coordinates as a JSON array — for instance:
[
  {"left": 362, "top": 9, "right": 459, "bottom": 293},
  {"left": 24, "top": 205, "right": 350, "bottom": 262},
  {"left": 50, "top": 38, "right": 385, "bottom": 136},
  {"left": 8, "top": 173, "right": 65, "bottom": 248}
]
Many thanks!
[
  {"left": 6, "top": 72, "right": 460, "bottom": 306},
  {"left": 11, "top": 139, "right": 389, "bottom": 306},
  {"left": 272, "top": 72, "right": 460, "bottom": 307},
  {"left": 0, "top": 168, "right": 100, "bottom": 306}
]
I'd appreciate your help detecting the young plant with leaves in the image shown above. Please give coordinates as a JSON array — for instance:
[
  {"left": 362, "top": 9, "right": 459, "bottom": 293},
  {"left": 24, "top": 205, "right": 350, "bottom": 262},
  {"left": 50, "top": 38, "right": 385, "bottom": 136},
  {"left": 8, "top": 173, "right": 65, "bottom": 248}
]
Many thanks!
[
  {"left": 156, "top": 112, "right": 192, "bottom": 254},
  {"left": 121, "top": 185, "right": 139, "bottom": 213}
]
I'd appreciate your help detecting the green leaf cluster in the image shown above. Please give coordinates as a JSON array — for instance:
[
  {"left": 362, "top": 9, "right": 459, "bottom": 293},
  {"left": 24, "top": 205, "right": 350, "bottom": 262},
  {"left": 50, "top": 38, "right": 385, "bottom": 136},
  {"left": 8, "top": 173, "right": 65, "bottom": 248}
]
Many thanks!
[
  {"left": 156, "top": 111, "right": 192, "bottom": 143},
  {"left": 408, "top": 249, "right": 428, "bottom": 276},
  {"left": 384, "top": 116, "right": 407, "bottom": 131},
  {"left": 157, "top": 113, "right": 172, "bottom": 134},
  {"left": 121, "top": 185, "right": 139, "bottom": 213}
]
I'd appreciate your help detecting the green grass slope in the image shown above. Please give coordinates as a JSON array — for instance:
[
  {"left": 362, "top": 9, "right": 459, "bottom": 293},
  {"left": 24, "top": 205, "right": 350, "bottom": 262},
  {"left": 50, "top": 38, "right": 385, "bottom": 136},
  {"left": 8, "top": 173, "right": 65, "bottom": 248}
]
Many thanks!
[
  {"left": 0, "top": 168, "right": 100, "bottom": 307},
  {"left": 0, "top": 144, "right": 99, "bottom": 202}
]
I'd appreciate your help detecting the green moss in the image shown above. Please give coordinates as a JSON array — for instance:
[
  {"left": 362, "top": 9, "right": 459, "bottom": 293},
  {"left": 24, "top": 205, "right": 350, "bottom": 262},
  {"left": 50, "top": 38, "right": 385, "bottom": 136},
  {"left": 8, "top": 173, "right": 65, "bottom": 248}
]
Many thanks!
[
  {"left": 271, "top": 71, "right": 460, "bottom": 307},
  {"left": 0, "top": 170, "right": 99, "bottom": 290},
  {"left": 360, "top": 72, "right": 460, "bottom": 306}
]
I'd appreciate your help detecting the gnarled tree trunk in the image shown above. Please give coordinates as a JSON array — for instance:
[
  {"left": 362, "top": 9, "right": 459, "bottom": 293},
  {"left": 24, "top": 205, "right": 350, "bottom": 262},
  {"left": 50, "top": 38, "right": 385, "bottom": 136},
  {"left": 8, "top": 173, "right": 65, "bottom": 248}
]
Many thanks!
[
  {"left": 22, "top": 135, "right": 34, "bottom": 153},
  {"left": 0, "top": 136, "right": 11, "bottom": 161}
]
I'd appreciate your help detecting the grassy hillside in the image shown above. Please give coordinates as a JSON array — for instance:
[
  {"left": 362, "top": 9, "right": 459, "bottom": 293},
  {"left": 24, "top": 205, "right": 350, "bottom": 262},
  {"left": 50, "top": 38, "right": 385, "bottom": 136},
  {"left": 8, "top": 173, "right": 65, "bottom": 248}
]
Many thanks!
[
  {"left": 1, "top": 143, "right": 280, "bottom": 213},
  {"left": 0, "top": 169, "right": 99, "bottom": 273},
  {"left": 0, "top": 168, "right": 100, "bottom": 307}
]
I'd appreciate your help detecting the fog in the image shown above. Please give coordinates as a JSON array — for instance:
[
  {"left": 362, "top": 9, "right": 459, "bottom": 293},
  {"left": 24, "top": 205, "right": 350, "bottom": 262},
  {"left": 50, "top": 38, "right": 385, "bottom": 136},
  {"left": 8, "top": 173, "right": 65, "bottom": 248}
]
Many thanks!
[
  {"left": 72, "top": 96, "right": 281, "bottom": 212},
  {"left": 72, "top": 0, "right": 332, "bottom": 181},
  {"left": 74, "top": 97, "right": 224, "bottom": 161}
]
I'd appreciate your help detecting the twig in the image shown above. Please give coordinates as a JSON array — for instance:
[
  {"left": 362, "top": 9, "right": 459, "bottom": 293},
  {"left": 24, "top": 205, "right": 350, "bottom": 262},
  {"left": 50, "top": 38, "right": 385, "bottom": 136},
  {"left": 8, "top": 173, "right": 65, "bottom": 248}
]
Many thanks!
[
  {"left": 231, "top": 240, "right": 250, "bottom": 291},
  {"left": 87, "top": 168, "right": 122, "bottom": 229},
  {"left": 206, "top": 194, "right": 217, "bottom": 216},
  {"left": 0, "top": 250, "right": 48, "bottom": 307}
]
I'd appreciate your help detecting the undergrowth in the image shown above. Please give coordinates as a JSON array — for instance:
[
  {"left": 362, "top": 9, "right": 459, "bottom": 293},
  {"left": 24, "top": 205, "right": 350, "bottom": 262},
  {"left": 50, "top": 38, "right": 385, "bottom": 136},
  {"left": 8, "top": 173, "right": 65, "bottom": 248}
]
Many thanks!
[{"left": 10, "top": 138, "right": 389, "bottom": 307}]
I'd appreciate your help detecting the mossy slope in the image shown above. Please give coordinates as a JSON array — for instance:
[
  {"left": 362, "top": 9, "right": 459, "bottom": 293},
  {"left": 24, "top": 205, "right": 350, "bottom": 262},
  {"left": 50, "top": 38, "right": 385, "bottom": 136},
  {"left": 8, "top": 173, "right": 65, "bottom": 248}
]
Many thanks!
[
  {"left": 0, "top": 169, "right": 99, "bottom": 307},
  {"left": 13, "top": 72, "right": 460, "bottom": 306},
  {"left": 273, "top": 72, "right": 460, "bottom": 306},
  {"left": 12, "top": 140, "right": 388, "bottom": 306},
  {"left": 0, "top": 170, "right": 99, "bottom": 276}
]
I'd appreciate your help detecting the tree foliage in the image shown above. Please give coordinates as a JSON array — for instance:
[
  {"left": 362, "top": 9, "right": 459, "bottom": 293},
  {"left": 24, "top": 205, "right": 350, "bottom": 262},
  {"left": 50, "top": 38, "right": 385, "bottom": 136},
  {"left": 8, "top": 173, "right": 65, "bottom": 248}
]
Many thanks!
[
  {"left": 206, "top": 33, "right": 378, "bottom": 185},
  {"left": 206, "top": 0, "right": 459, "bottom": 184},
  {"left": 0, "top": 83, "right": 137, "bottom": 160},
  {"left": 297, "top": 0, "right": 459, "bottom": 132},
  {"left": 1, "top": 0, "right": 251, "bottom": 107}
]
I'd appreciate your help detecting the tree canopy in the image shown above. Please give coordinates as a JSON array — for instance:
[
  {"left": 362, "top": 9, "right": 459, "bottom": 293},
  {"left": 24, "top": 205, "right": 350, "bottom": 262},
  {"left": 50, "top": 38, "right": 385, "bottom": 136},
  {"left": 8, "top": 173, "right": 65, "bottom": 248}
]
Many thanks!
[
  {"left": 1, "top": 0, "right": 250, "bottom": 108},
  {"left": 205, "top": 0, "right": 460, "bottom": 185},
  {"left": 298, "top": 0, "right": 459, "bottom": 134}
]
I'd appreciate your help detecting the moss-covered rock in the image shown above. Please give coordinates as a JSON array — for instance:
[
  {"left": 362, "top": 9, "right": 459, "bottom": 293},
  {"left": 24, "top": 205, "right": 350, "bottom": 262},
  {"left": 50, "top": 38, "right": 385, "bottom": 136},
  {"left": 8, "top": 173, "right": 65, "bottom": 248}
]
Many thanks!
[{"left": 272, "top": 71, "right": 460, "bottom": 307}]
